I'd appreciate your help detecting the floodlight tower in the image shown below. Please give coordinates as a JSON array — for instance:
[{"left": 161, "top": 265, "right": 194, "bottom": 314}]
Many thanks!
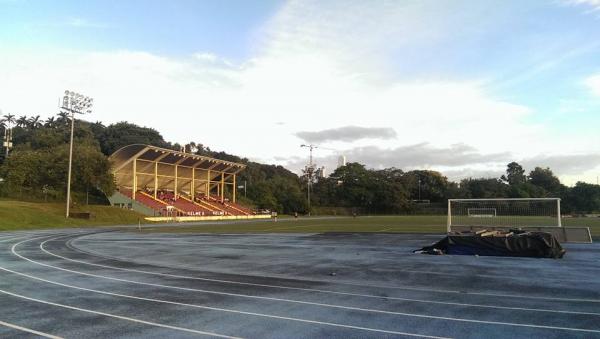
[
  {"left": 60, "top": 90, "right": 93, "bottom": 218},
  {"left": 301, "top": 144, "right": 318, "bottom": 216}
]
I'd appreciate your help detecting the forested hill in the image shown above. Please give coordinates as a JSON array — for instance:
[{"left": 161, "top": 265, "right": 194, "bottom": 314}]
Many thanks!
[
  {"left": 0, "top": 115, "right": 305, "bottom": 213},
  {"left": 1, "top": 113, "right": 599, "bottom": 214}
]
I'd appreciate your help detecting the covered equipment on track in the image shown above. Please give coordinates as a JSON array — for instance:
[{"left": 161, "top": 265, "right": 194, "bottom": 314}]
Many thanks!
[{"left": 415, "top": 230, "right": 566, "bottom": 259}]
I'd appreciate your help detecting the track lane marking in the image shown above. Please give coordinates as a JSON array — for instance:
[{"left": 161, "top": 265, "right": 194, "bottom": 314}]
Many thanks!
[
  {"left": 39, "top": 237, "right": 600, "bottom": 317},
  {"left": 260, "top": 224, "right": 323, "bottom": 231},
  {"left": 65, "top": 235, "right": 600, "bottom": 304},
  {"left": 0, "top": 288, "right": 238, "bottom": 338},
  {"left": 0, "top": 235, "right": 37, "bottom": 243},
  {"left": 377, "top": 227, "right": 394, "bottom": 232},
  {"left": 4, "top": 237, "right": 447, "bottom": 339},
  {"left": 0, "top": 320, "right": 64, "bottom": 339},
  {"left": 1, "top": 235, "right": 237, "bottom": 339},
  {"left": 12, "top": 237, "right": 600, "bottom": 335}
]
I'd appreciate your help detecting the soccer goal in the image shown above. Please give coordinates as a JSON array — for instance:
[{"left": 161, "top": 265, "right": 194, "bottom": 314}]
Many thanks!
[{"left": 447, "top": 198, "right": 561, "bottom": 233}]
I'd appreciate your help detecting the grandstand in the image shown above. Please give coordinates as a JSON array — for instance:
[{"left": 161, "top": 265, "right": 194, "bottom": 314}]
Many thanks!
[{"left": 107, "top": 144, "right": 270, "bottom": 222}]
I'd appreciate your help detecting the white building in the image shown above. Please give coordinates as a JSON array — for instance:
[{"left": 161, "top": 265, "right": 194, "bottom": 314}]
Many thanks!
[{"left": 337, "top": 155, "right": 347, "bottom": 168}]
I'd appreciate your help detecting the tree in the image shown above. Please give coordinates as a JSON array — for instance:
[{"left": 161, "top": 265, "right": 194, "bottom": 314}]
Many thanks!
[
  {"left": 2, "top": 113, "right": 16, "bottom": 127},
  {"left": 502, "top": 162, "right": 526, "bottom": 186},
  {"left": 568, "top": 182, "right": 600, "bottom": 213},
  {"left": 96, "top": 122, "right": 171, "bottom": 155},
  {"left": 28, "top": 115, "right": 42, "bottom": 129},
  {"left": 184, "top": 142, "right": 197, "bottom": 154},
  {"left": 529, "top": 167, "right": 561, "bottom": 195},
  {"left": 0, "top": 133, "right": 115, "bottom": 200},
  {"left": 16, "top": 115, "right": 28, "bottom": 128},
  {"left": 44, "top": 116, "right": 56, "bottom": 127},
  {"left": 56, "top": 112, "right": 70, "bottom": 126},
  {"left": 329, "top": 162, "right": 374, "bottom": 208},
  {"left": 460, "top": 178, "right": 508, "bottom": 198},
  {"left": 402, "top": 170, "right": 449, "bottom": 202},
  {"left": 371, "top": 168, "right": 410, "bottom": 213}
]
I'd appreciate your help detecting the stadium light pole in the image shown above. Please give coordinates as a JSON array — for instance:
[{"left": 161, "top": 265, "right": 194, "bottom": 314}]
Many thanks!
[
  {"left": 60, "top": 90, "right": 93, "bottom": 218},
  {"left": 301, "top": 144, "right": 317, "bottom": 216}
]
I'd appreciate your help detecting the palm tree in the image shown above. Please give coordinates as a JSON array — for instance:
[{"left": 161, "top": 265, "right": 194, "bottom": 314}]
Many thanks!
[
  {"left": 0, "top": 119, "right": 6, "bottom": 130},
  {"left": 45, "top": 116, "right": 56, "bottom": 127},
  {"left": 56, "top": 112, "right": 70, "bottom": 125},
  {"left": 28, "top": 115, "right": 42, "bottom": 129},
  {"left": 16, "top": 115, "right": 28, "bottom": 128},
  {"left": 2, "top": 113, "right": 16, "bottom": 127}
]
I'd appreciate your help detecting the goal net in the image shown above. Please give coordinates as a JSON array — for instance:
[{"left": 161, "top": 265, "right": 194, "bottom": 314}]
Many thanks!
[
  {"left": 448, "top": 198, "right": 561, "bottom": 233},
  {"left": 467, "top": 208, "right": 497, "bottom": 217}
]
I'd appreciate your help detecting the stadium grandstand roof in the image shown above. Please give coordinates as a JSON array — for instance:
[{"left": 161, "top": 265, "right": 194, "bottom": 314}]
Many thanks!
[{"left": 109, "top": 144, "right": 246, "bottom": 174}]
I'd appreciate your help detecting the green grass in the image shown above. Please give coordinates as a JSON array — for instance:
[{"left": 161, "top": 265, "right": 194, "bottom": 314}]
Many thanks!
[
  {"left": 2, "top": 200, "right": 599, "bottom": 236},
  {"left": 142, "top": 215, "right": 600, "bottom": 236},
  {"left": 0, "top": 200, "right": 145, "bottom": 231},
  {"left": 142, "top": 215, "right": 444, "bottom": 234},
  {"left": 141, "top": 216, "right": 446, "bottom": 234}
]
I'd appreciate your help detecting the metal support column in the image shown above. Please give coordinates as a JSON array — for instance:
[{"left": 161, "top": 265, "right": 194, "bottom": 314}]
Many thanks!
[
  {"left": 447, "top": 199, "right": 452, "bottom": 233},
  {"left": 191, "top": 167, "right": 195, "bottom": 198},
  {"left": 233, "top": 174, "right": 236, "bottom": 203},
  {"left": 154, "top": 162, "right": 158, "bottom": 199},
  {"left": 174, "top": 165, "right": 178, "bottom": 197},
  {"left": 221, "top": 172, "right": 225, "bottom": 203},
  {"left": 557, "top": 198, "right": 562, "bottom": 227},
  {"left": 206, "top": 170, "right": 210, "bottom": 197},
  {"left": 132, "top": 159, "right": 137, "bottom": 200}
]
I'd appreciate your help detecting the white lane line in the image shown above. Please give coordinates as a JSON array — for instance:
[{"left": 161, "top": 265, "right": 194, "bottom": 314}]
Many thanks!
[
  {"left": 65, "top": 235, "right": 600, "bottom": 304},
  {"left": 377, "top": 227, "right": 394, "bottom": 232},
  {"left": 7, "top": 238, "right": 447, "bottom": 339},
  {"left": 0, "top": 319, "right": 63, "bottom": 339},
  {"left": 0, "top": 288, "right": 238, "bottom": 338},
  {"left": 257, "top": 223, "right": 359, "bottom": 232},
  {"left": 15, "top": 238, "right": 600, "bottom": 335},
  {"left": 40, "top": 238, "right": 600, "bottom": 317},
  {"left": 0, "top": 235, "right": 35, "bottom": 243}
]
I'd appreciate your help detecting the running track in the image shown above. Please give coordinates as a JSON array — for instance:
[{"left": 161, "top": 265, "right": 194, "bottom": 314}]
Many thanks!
[{"left": 0, "top": 229, "right": 599, "bottom": 338}]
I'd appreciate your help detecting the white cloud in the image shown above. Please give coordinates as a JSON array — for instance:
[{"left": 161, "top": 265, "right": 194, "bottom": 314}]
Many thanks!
[
  {"left": 0, "top": 0, "right": 598, "bottom": 185},
  {"left": 65, "top": 18, "right": 107, "bottom": 28},
  {"left": 586, "top": 74, "right": 600, "bottom": 96},
  {"left": 296, "top": 126, "right": 397, "bottom": 143},
  {"left": 564, "top": 0, "right": 600, "bottom": 11}
]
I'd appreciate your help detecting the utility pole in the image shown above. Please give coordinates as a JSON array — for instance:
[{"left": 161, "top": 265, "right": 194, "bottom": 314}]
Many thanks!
[
  {"left": 301, "top": 144, "right": 317, "bottom": 216},
  {"left": 60, "top": 90, "right": 93, "bottom": 218}
]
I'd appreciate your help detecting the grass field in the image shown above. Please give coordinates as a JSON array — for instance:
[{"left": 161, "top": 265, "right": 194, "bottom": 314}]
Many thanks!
[
  {"left": 0, "top": 200, "right": 144, "bottom": 231},
  {"left": 141, "top": 216, "right": 446, "bottom": 234},
  {"left": 141, "top": 215, "right": 600, "bottom": 236},
  {"left": 2, "top": 199, "right": 599, "bottom": 236}
]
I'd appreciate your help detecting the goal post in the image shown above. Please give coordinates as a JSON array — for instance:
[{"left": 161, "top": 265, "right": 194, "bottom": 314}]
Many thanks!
[{"left": 447, "top": 198, "right": 562, "bottom": 233}]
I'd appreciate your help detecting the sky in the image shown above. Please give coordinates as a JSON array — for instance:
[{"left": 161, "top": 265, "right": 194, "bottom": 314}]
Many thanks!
[{"left": 1, "top": 0, "right": 600, "bottom": 185}]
